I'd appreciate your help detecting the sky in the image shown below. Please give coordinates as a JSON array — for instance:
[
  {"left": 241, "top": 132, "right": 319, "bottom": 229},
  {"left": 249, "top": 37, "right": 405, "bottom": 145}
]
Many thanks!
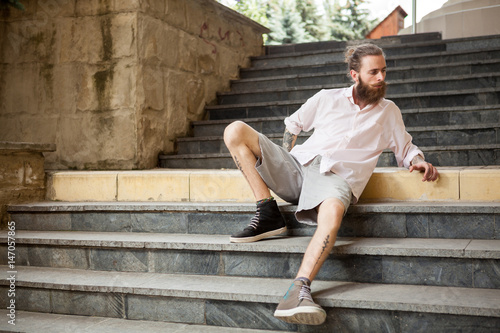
[
  {"left": 219, "top": 0, "right": 450, "bottom": 28},
  {"left": 360, "top": 0, "right": 449, "bottom": 28}
]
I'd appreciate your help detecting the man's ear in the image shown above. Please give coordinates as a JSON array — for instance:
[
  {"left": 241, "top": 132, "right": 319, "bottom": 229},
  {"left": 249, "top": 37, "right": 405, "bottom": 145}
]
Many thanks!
[{"left": 350, "top": 69, "right": 359, "bottom": 83}]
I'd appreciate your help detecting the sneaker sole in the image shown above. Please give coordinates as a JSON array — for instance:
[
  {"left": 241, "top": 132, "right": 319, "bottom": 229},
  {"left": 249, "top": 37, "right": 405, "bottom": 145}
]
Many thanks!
[
  {"left": 274, "top": 306, "right": 326, "bottom": 325},
  {"left": 229, "top": 226, "right": 287, "bottom": 243}
]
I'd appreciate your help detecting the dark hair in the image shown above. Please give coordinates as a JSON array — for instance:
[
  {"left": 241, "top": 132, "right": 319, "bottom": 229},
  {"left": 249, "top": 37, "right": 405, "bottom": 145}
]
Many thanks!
[{"left": 345, "top": 43, "right": 385, "bottom": 75}]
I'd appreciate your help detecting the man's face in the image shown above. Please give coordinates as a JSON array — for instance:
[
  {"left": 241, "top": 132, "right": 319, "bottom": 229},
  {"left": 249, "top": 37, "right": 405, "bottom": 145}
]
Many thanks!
[{"left": 352, "top": 55, "right": 387, "bottom": 105}]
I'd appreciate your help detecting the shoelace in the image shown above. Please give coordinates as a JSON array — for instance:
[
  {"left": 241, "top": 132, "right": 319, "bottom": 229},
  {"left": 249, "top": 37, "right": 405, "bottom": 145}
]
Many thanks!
[
  {"left": 247, "top": 207, "right": 261, "bottom": 229},
  {"left": 298, "top": 284, "right": 314, "bottom": 302}
]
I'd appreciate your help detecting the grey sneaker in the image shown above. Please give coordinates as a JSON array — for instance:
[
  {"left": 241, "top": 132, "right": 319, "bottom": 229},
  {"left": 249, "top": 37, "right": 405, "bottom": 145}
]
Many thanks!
[{"left": 274, "top": 279, "right": 326, "bottom": 325}]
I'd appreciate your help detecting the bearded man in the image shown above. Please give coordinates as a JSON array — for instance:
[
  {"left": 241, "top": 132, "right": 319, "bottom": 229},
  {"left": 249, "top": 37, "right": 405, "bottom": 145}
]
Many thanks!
[{"left": 223, "top": 43, "right": 439, "bottom": 326}]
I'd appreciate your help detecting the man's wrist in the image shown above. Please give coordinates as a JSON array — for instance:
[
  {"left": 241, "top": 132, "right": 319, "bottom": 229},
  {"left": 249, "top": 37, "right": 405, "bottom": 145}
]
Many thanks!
[{"left": 411, "top": 154, "right": 425, "bottom": 166}]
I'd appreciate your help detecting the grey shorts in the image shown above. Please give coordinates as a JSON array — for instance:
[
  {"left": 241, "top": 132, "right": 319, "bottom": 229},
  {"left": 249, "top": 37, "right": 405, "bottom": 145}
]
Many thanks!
[{"left": 255, "top": 133, "right": 352, "bottom": 225}]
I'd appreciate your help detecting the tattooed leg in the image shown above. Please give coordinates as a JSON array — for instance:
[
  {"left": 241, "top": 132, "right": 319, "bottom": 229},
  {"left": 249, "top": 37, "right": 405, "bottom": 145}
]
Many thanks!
[
  {"left": 224, "top": 121, "right": 272, "bottom": 200},
  {"left": 296, "top": 198, "right": 344, "bottom": 281}
]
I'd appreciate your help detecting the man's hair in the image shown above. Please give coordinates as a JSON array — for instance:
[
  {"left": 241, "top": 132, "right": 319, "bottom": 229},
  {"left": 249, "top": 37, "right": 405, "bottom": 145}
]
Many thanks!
[{"left": 344, "top": 43, "right": 385, "bottom": 76}]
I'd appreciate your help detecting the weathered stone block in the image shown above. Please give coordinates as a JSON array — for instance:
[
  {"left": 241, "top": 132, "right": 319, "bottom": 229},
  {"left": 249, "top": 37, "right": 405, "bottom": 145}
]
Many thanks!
[
  {"left": 206, "top": 300, "right": 292, "bottom": 330},
  {"left": 51, "top": 290, "right": 125, "bottom": 318},
  {"left": 1, "top": 0, "right": 266, "bottom": 170},
  {"left": 165, "top": 0, "right": 187, "bottom": 30},
  {"left": 178, "top": 31, "right": 198, "bottom": 72},
  {"left": 75, "top": 0, "right": 139, "bottom": 16},
  {"left": 59, "top": 17, "right": 102, "bottom": 63},
  {"left": 127, "top": 295, "right": 204, "bottom": 324},
  {"left": 37, "top": 0, "right": 76, "bottom": 17},
  {"left": 139, "top": 64, "right": 165, "bottom": 111},
  {"left": 138, "top": 15, "right": 166, "bottom": 61},
  {"left": 109, "top": 60, "right": 137, "bottom": 109},
  {"left": 23, "top": 245, "right": 90, "bottom": 270},
  {"left": 50, "top": 64, "right": 79, "bottom": 113},
  {"left": 16, "top": 288, "right": 52, "bottom": 313},
  {"left": 153, "top": 249, "right": 220, "bottom": 275},
  {"left": 1, "top": 64, "right": 39, "bottom": 116},
  {"left": 56, "top": 111, "right": 137, "bottom": 169},
  {"left": 111, "top": 13, "right": 137, "bottom": 58},
  {"left": 12, "top": 212, "right": 72, "bottom": 231},
  {"left": 90, "top": 248, "right": 148, "bottom": 272}
]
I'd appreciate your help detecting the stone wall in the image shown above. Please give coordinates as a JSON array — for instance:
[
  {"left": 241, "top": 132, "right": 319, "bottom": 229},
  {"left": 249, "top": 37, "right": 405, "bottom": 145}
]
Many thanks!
[
  {"left": 0, "top": 142, "right": 55, "bottom": 228},
  {"left": 0, "top": 0, "right": 268, "bottom": 170}
]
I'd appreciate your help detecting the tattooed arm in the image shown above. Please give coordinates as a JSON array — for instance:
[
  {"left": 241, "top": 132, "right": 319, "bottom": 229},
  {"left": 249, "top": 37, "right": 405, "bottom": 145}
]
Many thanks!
[{"left": 283, "top": 128, "right": 298, "bottom": 152}]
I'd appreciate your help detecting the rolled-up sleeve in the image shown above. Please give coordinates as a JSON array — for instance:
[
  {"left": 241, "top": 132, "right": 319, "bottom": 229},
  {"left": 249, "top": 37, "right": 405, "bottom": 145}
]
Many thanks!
[
  {"left": 284, "top": 89, "right": 325, "bottom": 135},
  {"left": 390, "top": 108, "right": 424, "bottom": 168}
]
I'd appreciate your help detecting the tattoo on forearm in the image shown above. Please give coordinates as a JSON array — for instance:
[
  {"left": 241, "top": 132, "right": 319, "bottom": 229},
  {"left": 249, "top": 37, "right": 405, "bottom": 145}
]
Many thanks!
[
  {"left": 411, "top": 155, "right": 425, "bottom": 166},
  {"left": 283, "top": 129, "right": 297, "bottom": 152},
  {"left": 313, "top": 234, "right": 330, "bottom": 269}
]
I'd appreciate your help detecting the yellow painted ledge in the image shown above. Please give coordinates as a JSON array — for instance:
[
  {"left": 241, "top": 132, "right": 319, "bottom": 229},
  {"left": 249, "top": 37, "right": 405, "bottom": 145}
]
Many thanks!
[
  {"left": 46, "top": 167, "right": 500, "bottom": 203},
  {"left": 360, "top": 168, "right": 460, "bottom": 201},
  {"left": 460, "top": 168, "right": 500, "bottom": 201}
]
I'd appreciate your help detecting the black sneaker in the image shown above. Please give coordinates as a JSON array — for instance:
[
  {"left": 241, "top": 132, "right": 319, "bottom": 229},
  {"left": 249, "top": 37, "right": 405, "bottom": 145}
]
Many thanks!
[{"left": 229, "top": 199, "right": 287, "bottom": 243}]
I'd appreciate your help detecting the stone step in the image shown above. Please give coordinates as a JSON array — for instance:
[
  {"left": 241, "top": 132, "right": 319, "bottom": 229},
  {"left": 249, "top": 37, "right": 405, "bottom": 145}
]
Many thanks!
[
  {"left": 176, "top": 129, "right": 500, "bottom": 167},
  {"left": 262, "top": 32, "right": 443, "bottom": 56},
  {"left": 249, "top": 41, "right": 449, "bottom": 70},
  {"left": 9, "top": 201, "right": 500, "bottom": 239},
  {"left": 0, "top": 310, "right": 292, "bottom": 333},
  {"left": 231, "top": 61, "right": 500, "bottom": 92},
  {"left": 243, "top": 47, "right": 500, "bottom": 79},
  {"left": 195, "top": 108, "right": 500, "bottom": 138},
  {"left": 1, "top": 266, "right": 499, "bottom": 331},
  {"left": 207, "top": 90, "right": 500, "bottom": 120},
  {"left": 186, "top": 120, "right": 499, "bottom": 146},
  {"left": 3, "top": 231, "right": 499, "bottom": 288},
  {"left": 249, "top": 41, "right": 500, "bottom": 72},
  {"left": 205, "top": 101, "right": 500, "bottom": 125},
  {"left": 162, "top": 144, "right": 500, "bottom": 168},
  {"left": 218, "top": 78, "right": 500, "bottom": 105},
  {"left": 37, "top": 168, "right": 500, "bottom": 203}
]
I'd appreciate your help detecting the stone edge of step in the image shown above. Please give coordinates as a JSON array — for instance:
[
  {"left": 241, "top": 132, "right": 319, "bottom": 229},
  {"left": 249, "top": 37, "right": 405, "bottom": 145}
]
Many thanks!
[
  {"left": 1, "top": 266, "right": 499, "bottom": 318},
  {"left": 0, "top": 310, "right": 292, "bottom": 333},
  {"left": 8, "top": 200, "right": 500, "bottom": 214},
  {"left": 219, "top": 72, "right": 500, "bottom": 97},
  {"left": 3, "top": 231, "right": 499, "bottom": 259}
]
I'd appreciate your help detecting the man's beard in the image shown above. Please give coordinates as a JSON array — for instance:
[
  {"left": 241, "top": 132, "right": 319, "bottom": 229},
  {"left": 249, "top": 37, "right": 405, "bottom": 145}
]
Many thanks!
[{"left": 355, "top": 76, "right": 387, "bottom": 106}]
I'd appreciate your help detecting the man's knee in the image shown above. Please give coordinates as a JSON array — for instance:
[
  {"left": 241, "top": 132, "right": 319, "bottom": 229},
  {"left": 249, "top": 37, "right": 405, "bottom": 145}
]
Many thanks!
[
  {"left": 317, "top": 198, "right": 345, "bottom": 231},
  {"left": 224, "top": 121, "right": 246, "bottom": 147},
  {"left": 224, "top": 121, "right": 258, "bottom": 149}
]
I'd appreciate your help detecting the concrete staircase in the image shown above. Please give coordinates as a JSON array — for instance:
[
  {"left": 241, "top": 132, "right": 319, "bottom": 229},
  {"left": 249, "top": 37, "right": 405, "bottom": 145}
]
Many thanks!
[
  {"left": 1, "top": 33, "right": 500, "bottom": 332},
  {"left": 159, "top": 32, "right": 500, "bottom": 169}
]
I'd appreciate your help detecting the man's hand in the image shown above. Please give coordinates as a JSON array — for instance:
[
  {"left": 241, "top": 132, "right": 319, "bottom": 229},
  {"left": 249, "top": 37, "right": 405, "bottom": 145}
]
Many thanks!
[{"left": 409, "top": 155, "right": 439, "bottom": 182}]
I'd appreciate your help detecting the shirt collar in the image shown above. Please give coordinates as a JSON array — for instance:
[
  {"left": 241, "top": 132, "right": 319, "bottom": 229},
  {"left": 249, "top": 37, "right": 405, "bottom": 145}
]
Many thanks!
[{"left": 345, "top": 85, "right": 357, "bottom": 107}]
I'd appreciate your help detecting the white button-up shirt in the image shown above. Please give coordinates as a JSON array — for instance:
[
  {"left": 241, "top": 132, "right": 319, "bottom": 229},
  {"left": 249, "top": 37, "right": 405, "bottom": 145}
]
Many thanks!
[{"left": 284, "top": 85, "right": 423, "bottom": 203}]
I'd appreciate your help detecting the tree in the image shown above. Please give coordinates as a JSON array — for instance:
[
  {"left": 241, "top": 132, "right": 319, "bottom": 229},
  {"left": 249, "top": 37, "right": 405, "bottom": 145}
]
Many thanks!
[
  {"left": 324, "top": 0, "right": 377, "bottom": 41},
  {"left": 217, "top": 0, "right": 378, "bottom": 44},
  {"left": 231, "top": 0, "right": 269, "bottom": 28},
  {"left": 267, "top": 0, "right": 314, "bottom": 45},
  {"left": 296, "top": 0, "right": 329, "bottom": 42},
  {"left": 0, "top": 0, "right": 25, "bottom": 10}
]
